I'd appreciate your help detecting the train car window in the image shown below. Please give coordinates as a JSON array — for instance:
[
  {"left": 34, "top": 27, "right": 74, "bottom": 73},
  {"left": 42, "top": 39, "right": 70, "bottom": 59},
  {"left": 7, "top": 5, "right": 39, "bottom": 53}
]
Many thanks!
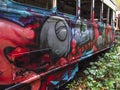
[
  {"left": 13, "top": 0, "right": 53, "bottom": 9},
  {"left": 57, "top": 0, "right": 76, "bottom": 15},
  {"left": 109, "top": 9, "right": 113, "bottom": 25},
  {"left": 81, "top": 1, "right": 91, "bottom": 19},
  {"left": 103, "top": 4, "right": 108, "bottom": 24},
  {"left": 94, "top": 0, "right": 101, "bottom": 22}
]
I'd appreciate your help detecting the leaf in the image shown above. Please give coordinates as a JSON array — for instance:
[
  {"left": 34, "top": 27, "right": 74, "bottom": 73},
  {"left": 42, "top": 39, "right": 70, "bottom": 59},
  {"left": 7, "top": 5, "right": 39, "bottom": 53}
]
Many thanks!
[{"left": 84, "top": 70, "right": 89, "bottom": 75}]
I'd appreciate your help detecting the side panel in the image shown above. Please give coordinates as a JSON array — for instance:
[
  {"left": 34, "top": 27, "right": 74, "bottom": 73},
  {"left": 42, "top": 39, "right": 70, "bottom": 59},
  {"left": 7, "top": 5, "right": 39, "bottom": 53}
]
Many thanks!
[
  {"left": 0, "top": 1, "right": 78, "bottom": 90},
  {"left": 0, "top": 0, "right": 115, "bottom": 90}
]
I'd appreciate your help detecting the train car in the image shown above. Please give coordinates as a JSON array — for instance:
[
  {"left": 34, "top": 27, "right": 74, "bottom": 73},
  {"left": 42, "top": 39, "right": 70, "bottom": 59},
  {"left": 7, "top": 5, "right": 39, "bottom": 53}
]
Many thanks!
[{"left": 0, "top": 0, "right": 116, "bottom": 90}]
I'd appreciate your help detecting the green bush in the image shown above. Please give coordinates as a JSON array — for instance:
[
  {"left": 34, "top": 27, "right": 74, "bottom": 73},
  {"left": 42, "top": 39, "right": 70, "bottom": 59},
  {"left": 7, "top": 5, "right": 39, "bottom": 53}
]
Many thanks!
[{"left": 66, "top": 42, "right": 120, "bottom": 90}]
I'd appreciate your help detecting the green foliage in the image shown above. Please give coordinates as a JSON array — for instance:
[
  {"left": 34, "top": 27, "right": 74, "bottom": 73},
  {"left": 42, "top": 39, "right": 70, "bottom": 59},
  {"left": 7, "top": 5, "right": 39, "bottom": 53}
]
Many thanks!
[{"left": 66, "top": 42, "right": 120, "bottom": 90}]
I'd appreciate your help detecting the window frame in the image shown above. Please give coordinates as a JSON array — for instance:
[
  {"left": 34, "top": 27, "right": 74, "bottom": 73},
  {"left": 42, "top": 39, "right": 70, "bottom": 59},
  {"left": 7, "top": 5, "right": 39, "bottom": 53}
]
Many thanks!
[{"left": 12, "top": 0, "right": 54, "bottom": 10}]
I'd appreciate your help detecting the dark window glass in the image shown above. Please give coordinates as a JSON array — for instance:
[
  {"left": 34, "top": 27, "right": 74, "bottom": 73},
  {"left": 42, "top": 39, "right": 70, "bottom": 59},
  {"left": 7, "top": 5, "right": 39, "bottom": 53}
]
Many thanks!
[
  {"left": 109, "top": 9, "right": 113, "bottom": 25},
  {"left": 14, "top": 0, "right": 53, "bottom": 9},
  {"left": 57, "top": 0, "right": 76, "bottom": 15},
  {"left": 81, "top": 1, "right": 91, "bottom": 19},
  {"left": 94, "top": 0, "right": 101, "bottom": 21}
]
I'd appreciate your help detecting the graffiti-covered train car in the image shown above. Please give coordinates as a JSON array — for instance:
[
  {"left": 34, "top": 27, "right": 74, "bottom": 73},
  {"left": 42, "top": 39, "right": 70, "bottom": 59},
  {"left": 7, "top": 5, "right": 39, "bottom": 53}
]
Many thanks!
[{"left": 0, "top": 0, "right": 116, "bottom": 90}]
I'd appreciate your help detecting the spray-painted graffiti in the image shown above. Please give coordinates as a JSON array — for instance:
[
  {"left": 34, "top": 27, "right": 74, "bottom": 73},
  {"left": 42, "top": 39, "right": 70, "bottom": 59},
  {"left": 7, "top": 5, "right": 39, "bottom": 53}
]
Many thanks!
[{"left": 0, "top": 0, "right": 115, "bottom": 90}]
